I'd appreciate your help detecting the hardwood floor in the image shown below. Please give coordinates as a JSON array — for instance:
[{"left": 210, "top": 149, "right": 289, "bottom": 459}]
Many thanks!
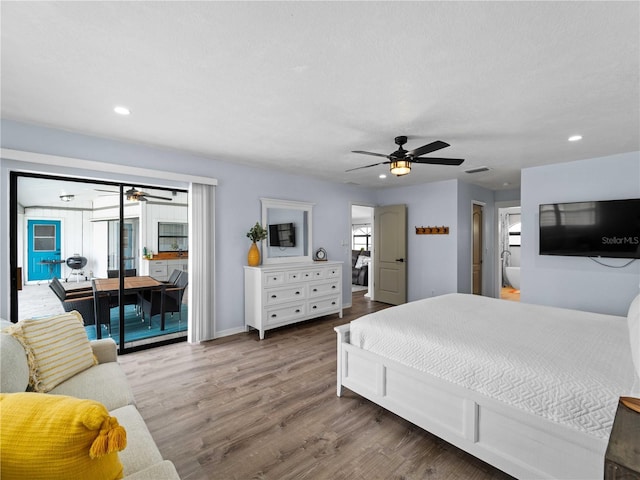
[
  {"left": 119, "top": 291, "right": 514, "bottom": 480},
  {"left": 500, "top": 287, "right": 521, "bottom": 302}
]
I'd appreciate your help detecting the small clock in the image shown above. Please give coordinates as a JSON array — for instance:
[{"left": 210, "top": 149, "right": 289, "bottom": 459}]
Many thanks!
[{"left": 314, "top": 247, "right": 327, "bottom": 261}]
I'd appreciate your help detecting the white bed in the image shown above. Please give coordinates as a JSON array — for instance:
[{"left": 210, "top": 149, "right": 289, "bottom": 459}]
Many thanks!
[{"left": 335, "top": 293, "right": 639, "bottom": 479}]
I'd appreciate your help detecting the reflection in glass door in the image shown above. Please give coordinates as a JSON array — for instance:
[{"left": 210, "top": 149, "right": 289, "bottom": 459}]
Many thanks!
[{"left": 108, "top": 219, "right": 139, "bottom": 272}]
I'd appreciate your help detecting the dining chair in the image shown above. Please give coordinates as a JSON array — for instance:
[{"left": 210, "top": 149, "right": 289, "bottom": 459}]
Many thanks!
[
  {"left": 106, "top": 268, "right": 139, "bottom": 313},
  {"left": 139, "top": 271, "right": 188, "bottom": 324},
  {"left": 49, "top": 277, "right": 110, "bottom": 335}
]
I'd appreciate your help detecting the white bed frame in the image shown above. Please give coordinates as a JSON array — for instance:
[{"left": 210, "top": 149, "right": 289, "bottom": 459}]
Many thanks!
[{"left": 335, "top": 324, "right": 606, "bottom": 480}]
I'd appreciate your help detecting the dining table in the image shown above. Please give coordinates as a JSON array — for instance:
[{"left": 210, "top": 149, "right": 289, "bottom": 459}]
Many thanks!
[{"left": 92, "top": 276, "right": 166, "bottom": 339}]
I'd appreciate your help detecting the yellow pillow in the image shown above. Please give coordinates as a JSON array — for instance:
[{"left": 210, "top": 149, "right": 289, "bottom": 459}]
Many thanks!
[
  {"left": 0, "top": 392, "right": 126, "bottom": 480},
  {"left": 7, "top": 311, "right": 97, "bottom": 392}
]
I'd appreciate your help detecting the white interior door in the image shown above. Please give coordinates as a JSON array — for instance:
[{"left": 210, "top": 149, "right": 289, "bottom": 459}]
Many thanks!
[{"left": 373, "top": 204, "right": 407, "bottom": 305}]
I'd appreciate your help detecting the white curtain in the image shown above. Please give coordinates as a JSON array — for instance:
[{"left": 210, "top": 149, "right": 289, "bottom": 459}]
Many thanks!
[{"left": 188, "top": 183, "right": 215, "bottom": 342}]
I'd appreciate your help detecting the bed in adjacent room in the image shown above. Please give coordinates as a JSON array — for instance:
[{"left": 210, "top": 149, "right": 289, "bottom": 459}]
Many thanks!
[{"left": 335, "top": 293, "right": 639, "bottom": 479}]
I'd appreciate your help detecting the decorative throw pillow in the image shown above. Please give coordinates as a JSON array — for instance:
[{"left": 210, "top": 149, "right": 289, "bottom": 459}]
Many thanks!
[
  {"left": 354, "top": 255, "right": 368, "bottom": 269},
  {"left": 7, "top": 311, "right": 97, "bottom": 392},
  {"left": 0, "top": 392, "right": 126, "bottom": 480}
]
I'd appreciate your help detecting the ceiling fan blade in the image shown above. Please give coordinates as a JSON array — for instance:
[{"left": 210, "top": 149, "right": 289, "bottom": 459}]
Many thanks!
[
  {"left": 95, "top": 188, "right": 119, "bottom": 193},
  {"left": 352, "top": 150, "right": 390, "bottom": 158},
  {"left": 345, "top": 161, "right": 391, "bottom": 172},
  {"left": 412, "top": 157, "right": 465, "bottom": 166},
  {"left": 142, "top": 194, "right": 173, "bottom": 201},
  {"left": 407, "top": 140, "right": 450, "bottom": 157}
]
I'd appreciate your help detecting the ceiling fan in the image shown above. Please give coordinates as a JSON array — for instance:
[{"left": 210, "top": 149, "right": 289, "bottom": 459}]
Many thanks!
[
  {"left": 347, "top": 135, "right": 464, "bottom": 176},
  {"left": 95, "top": 187, "right": 173, "bottom": 202}
]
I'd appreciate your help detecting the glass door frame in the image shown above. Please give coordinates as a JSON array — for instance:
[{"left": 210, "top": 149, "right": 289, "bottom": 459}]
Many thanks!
[{"left": 9, "top": 171, "right": 187, "bottom": 353}]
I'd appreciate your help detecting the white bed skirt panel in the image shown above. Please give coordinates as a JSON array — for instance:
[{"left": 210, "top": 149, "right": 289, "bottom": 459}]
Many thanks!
[{"left": 335, "top": 324, "right": 607, "bottom": 479}]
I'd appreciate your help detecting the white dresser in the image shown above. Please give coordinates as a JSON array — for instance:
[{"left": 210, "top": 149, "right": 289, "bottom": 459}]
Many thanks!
[{"left": 244, "top": 261, "right": 343, "bottom": 339}]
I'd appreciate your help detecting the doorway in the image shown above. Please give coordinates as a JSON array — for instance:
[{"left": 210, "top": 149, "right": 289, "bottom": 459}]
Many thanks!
[
  {"left": 351, "top": 205, "right": 373, "bottom": 300},
  {"left": 26, "top": 219, "right": 62, "bottom": 283},
  {"left": 497, "top": 204, "right": 521, "bottom": 302}
]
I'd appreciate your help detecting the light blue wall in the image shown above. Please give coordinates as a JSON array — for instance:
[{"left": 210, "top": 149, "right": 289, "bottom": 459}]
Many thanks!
[
  {"left": 375, "top": 180, "right": 498, "bottom": 302},
  {"left": 521, "top": 151, "right": 640, "bottom": 316},
  {"left": 376, "top": 180, "right": 459, "bottom": 301},
  {"left": 0, "top": 120, "right": 377, "bottom": 334},
  {"left": 4, "top": 119, "right": 637, "bottom": 328}
]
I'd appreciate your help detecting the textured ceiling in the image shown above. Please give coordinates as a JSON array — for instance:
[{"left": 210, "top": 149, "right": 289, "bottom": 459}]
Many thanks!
[{"left": 1, "top": 1, "right": 639, "bottom": 190}]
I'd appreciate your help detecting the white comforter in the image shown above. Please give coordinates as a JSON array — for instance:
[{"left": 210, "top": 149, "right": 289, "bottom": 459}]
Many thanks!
[{"left": 350, "top": 293, "right": 636, "bottom": 440}]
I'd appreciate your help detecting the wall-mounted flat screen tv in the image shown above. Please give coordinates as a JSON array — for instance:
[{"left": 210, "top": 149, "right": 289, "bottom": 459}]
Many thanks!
[
  {"left": 539, "top": 198, "right": 640, "bottom": 258},
  {"left": 269, "top": 223, "right": 295, "bottom": 247}
]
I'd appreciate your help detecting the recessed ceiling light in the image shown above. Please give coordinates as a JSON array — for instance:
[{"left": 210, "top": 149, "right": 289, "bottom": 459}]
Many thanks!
[
  {"left": 568, "top": 135, "right": 582, "bottom": 142},
  {"left": 379, "top": 174, "right": 387, "bottom": 179},
  {"left": 114, "top": 106, "right": 131, "bottom": 115}
]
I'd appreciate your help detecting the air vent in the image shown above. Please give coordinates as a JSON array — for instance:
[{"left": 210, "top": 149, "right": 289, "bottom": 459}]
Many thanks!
[{"left": 464, "top": 166, "right": 490, "bottom": 174}]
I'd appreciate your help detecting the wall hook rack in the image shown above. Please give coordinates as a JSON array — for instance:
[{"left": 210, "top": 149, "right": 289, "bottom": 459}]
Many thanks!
[{"left": 415, "top": 226, "right": 449, "bottom": 235}]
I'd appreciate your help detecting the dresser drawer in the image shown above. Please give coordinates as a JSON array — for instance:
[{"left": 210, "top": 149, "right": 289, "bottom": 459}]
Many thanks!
[
  {"left": 309, "top": 269, "right": 326, "bottom": 280},
  {"left": 264, "top": 285, "right": 306, "bottom": 305},
  {"left": 150, "top": 265, "right": 168, "bottom": 278},
  {"left": 263, "top": 272, "right": 285, "bottom": 286},
  {"left": 308, "top": 296, "right": 340, "bottom": 315},
  {"left": 325, "top": 266, "right": 341, "bottom": 278},
  {"left": 286, "top": 271, "right": 305, "bottom": 282},
  {"left": 308, "top": 280, "right": 340, "bottom": 298},
  {"left": 264, "top": 303, "right": 306, "bottom": 326}
]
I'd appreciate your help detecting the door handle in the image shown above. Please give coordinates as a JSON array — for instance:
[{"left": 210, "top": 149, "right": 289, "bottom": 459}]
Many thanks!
[{"left": 395, "top": 258, "right": 405, "bottom": 263}]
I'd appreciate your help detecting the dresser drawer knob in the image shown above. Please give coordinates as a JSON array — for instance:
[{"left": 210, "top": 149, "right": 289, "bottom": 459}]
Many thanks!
[
  {"left": 271, "top": 314, "right": 277, "bottom": 318},
  {"left": 332, "top": 301, "right": 336, "bottom": 305},
  {"left": 271, "top": 294, "right": 277, "bottom": 298},
  {"left": 295, "top": 309, "right": 300, "bottom": 313},
  {"left": 296, "top": 291, "right": 300, "bottom": 295},
  {"left": 312, "top": 305, "right": 317, "bottom": 309},
  {"left": 332, "top": 286, "right": 336, "bottom": 289},
  {"left": 313, "top": 288, "right": 318, "bottom": 292}
]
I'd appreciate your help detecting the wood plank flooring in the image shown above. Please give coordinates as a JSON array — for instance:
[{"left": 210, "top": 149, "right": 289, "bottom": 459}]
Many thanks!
[{"left": 119, "top": 291, "right": 514, "bottom": 480}]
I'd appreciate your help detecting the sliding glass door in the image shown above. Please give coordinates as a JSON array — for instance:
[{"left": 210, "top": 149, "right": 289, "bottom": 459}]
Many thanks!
[{"left": 11, "top": 173, "right": 188, "bottom": 352}]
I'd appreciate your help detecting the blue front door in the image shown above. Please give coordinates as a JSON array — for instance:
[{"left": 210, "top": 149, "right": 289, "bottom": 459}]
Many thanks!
[{"left": 27, "top": 219, "right": 62, "bottom": 281}]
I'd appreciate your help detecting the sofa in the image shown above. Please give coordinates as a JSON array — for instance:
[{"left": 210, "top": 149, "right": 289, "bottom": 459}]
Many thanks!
[
  {"left": 0, "top": 315, "right": 180, "bottom": 479},
  {"left": 352, "top": 249, "right": 370, "bottom": 286}
]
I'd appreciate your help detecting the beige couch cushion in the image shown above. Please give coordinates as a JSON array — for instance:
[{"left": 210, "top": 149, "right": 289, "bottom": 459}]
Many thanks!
[
  {"left": 50, "top": 362, "right": 136, "bottom": 412},
  {"left": 122, "top": 461, "right": 180, "bottom": 480},
  {"left": 110, "top": 405, "right": 164, "bottom": 477},
  {"left": 0, "top": 332, "right": 29, "bottom": 392}
]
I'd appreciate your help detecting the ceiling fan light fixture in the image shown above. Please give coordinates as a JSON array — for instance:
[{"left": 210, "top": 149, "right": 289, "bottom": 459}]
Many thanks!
[
  {"left": 59, "top": 194, "right": 74, "bottom": 202},
  {"left": 390, "top": 160, "right": 411, "bottom": 176}
]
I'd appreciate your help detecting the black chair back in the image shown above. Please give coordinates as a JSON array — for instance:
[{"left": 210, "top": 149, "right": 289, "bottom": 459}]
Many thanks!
[
  {"left": 107, "top": 269, "right": 137, "bottom": 278},
  {"left": 167, "top": 269, "right": 182, "bottom": 285},
  {"left": 49, "top": 277, "right": 67, "bottom": 301}
]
